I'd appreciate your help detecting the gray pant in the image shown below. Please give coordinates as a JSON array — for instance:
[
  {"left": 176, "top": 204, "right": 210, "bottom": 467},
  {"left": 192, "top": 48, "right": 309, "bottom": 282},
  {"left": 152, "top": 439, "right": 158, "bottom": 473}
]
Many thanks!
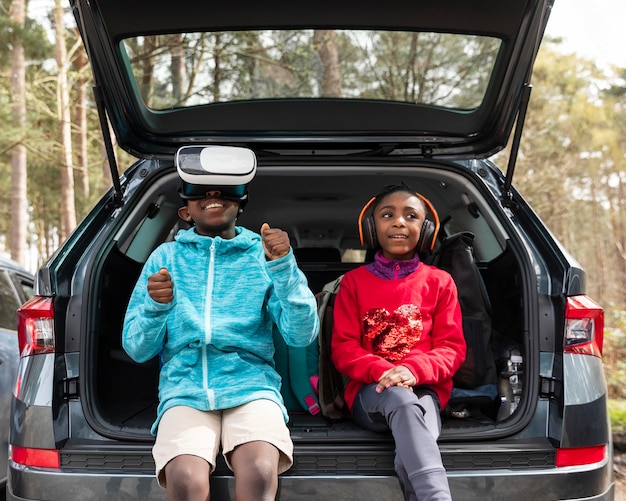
[{"left": 352, "top": 384, "right": 452, "bottom": 501}]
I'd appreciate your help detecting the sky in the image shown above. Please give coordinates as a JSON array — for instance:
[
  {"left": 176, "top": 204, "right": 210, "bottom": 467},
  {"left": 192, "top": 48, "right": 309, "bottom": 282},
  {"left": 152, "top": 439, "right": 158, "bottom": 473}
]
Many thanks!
[
  {"left": 25, "top": 0, "right": 625, "bottom": 70},
  {"left": 544, "top": 0, "right": 626, "bottom": 69}
]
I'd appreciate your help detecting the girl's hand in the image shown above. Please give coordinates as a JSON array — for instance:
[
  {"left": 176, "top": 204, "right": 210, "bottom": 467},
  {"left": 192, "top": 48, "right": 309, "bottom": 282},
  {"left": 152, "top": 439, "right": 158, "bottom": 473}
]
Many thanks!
[{"left": 376, "top": 365, "right": 417, "bottom": 393}]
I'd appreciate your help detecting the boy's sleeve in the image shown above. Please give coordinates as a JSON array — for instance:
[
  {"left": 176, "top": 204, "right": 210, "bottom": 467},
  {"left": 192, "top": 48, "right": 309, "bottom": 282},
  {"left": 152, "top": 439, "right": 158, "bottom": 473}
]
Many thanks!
[
  {"left": 331, "top": 273, "right": 394, "bottom": 384},
  {"left": 265, "top": 249, "right": 319, "bottom": 348},
  {"left": 122, "top": 247, "right": 174, "bottom": 364}
]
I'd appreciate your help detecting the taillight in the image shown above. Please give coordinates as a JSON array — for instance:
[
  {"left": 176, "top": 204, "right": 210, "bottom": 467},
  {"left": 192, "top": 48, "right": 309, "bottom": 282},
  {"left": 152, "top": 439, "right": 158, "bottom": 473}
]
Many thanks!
[
  {"left": 17, "top": 296, "right": 55, "bottom": 357},
  {"left": 9, "top": 445, "right": 60, "bottom": 468},
  {"left": 555, "top": 444, "right": 607, "bottom": 467},
  {"left": 564, "top": 295, "right": 604, "bottom": 357}
]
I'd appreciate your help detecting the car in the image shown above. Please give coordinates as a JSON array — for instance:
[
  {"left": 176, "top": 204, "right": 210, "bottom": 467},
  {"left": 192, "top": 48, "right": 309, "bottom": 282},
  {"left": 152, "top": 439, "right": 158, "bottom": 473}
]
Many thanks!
[
  {"left": 0, "top": 258, "right": 34, "bottom": 492},
  {"left": 7, "top": 0, "right": 615, "bottom": 499}
]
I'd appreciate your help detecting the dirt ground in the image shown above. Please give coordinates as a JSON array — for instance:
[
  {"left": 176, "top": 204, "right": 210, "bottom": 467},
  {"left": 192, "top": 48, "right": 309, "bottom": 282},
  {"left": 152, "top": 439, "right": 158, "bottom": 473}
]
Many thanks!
[
  {"left": 614, "top": 433, "right": 626, "bottom": 501},
  {"left": 615, "top": 453, "right": 625, "bottom": 500}
]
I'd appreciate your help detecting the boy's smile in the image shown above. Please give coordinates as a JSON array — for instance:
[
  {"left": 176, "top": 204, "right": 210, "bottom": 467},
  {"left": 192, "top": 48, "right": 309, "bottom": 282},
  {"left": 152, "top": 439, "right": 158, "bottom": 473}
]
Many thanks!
[
  {"left": 178, "top": 190, "right": 241, "bottom": 238},
  {"left": 200, "top": 199, "right": 227, "bottom": 211}
]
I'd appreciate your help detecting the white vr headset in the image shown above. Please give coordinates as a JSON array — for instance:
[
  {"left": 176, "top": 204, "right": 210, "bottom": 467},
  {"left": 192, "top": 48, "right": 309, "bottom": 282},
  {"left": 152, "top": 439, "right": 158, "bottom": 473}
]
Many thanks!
[{"left": 176, "top": 145, "right": 257, "bottom": 202}]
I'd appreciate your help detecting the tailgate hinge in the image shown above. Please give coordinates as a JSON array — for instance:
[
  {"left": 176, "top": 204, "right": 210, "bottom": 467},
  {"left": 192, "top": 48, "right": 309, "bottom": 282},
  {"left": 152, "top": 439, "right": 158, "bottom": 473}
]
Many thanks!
[{"left": 539, "top": 375, "right": 561, "bottom": 398}]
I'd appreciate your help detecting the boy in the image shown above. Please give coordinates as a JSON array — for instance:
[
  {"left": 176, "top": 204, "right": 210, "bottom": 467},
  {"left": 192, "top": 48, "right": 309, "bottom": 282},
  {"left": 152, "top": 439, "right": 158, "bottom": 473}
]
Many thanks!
[
  {"left": 331, "top": 183, "right": 466, "bottom": 501},
  {"left": 123, "top": 146, "right": 319, "bottom": 501}
]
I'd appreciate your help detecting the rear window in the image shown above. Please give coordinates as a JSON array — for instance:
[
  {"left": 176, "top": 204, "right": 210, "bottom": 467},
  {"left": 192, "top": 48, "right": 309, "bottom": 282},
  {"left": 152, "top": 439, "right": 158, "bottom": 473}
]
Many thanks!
[
  {"left": 0, "top": 270, "right": 21, "bottom": 330},
  {"left": 121, "top": 30, "right": 500, "bottom": 111}
]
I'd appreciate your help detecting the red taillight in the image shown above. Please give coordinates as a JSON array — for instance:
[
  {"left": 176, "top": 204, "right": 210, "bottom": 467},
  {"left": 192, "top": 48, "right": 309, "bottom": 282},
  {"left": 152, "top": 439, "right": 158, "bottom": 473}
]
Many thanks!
[
  {"left": 564, "top": 295, "right": 604, "bottom": 357},
  {"left": 9, "top": 445, "right": 60, "bottom": 468},
  {"left": 555, "top": 444, "right": 607, "bottom": 467},
  {"left": 17, "top": 296, "right": 55, "bottom": 357}
]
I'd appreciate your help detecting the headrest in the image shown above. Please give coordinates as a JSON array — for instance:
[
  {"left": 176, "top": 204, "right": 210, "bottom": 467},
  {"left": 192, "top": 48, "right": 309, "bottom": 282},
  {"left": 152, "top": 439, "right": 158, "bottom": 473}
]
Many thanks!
[{"left": 294, "top": 247, "right": 342, "bottom": 262}]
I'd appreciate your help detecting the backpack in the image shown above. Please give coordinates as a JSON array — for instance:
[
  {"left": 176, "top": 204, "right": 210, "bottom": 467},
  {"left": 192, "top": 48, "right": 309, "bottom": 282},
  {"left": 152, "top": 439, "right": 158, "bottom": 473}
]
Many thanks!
[
  {"left": 315, "top": 276, "right": 349, "bottom": 420},
  {"left": 424, "top": 231, "right": 497, "bottom": 389},
  {"left": 273, "top": 325, "right": 321, "bottom": 415}
]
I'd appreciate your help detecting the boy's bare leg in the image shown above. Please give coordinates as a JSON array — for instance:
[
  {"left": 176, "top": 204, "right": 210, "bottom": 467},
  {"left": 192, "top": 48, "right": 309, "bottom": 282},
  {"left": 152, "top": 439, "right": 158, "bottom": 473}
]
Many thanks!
[
  {"left": 230, "top": 440, "right": 280, "bottom": 501},
  {"left": 164, "top": 454, "right": 211, "bottom": 501}
]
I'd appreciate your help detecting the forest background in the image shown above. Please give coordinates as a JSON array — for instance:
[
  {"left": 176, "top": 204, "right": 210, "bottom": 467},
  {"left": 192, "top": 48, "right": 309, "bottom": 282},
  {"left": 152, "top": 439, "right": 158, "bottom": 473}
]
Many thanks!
[{"left": 1, "top": 1, "right": 626, "bottom": 413}]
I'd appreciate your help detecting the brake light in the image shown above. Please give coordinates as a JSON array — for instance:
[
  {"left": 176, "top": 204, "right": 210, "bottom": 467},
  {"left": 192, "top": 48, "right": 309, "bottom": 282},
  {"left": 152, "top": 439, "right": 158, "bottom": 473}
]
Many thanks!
[
  {"left": 9, "top": 445, "right": 60, "bottom": 468},
  {"left": 17, "top": 296, "right": 55, "bottom": 357},
  {"left": 555, "top": 444, "right": 607, "bottom": 467},
  {"left": 564, "top": 295, "right": 604, "bottom": 357}
]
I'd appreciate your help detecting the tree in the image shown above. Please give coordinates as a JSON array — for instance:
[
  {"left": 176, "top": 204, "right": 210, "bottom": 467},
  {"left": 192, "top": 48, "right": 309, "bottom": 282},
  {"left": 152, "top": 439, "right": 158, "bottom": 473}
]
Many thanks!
[
  {"left": 54, "top": 0, "right": 76, "bottom": 241},
  {"left": 313, "top": 30, "right": 341, "bottom": 97},
  {"left": 497, "top": 40, "right": 626, "bottom": 309},
  {"left": 9, "top": 0, "right": 28, "bottom": 266}
]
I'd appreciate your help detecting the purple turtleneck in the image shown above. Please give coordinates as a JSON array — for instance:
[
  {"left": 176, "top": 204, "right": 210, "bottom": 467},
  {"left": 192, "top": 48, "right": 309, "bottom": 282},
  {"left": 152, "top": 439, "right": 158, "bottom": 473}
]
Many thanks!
[{"left": 365, "top": 251, "right": 420, "bottom": 280}]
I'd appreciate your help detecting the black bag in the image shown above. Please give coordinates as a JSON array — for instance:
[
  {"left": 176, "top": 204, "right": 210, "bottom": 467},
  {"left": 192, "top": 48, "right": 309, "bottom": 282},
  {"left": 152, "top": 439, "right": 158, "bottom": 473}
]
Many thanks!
[{"left": 424, "top": 231, "right": 497, "bottom": 389}]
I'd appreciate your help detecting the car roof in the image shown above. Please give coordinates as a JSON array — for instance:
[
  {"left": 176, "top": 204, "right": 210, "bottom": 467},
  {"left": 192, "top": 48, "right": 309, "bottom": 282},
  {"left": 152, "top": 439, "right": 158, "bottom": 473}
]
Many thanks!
[
  {"left": 71, "top": 0, "right": 552, "bottom": 159},
  {"left": 0, "top": 256, "right": 34, "bottom": 277}
]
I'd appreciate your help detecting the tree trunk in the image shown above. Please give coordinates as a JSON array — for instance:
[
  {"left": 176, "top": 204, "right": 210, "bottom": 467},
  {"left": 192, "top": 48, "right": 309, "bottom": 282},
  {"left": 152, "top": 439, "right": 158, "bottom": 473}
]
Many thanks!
[
  {"left": 614, "top": 174, "right": 626, "bottom": 309},
  {"left": 76, "top": 40, "right": 90, "bottom": 202},
  {"left": 170, "top": 33, "right": 187, "bottom": 105},
  {"left": 313, "top": 30, "right": 342, "bottom": 97},
  {"left": 9, "top": 0, "right": 28, "bottom": 267},
  {"left": 55, "top": 0, "right": 77, "bottom": 240}
]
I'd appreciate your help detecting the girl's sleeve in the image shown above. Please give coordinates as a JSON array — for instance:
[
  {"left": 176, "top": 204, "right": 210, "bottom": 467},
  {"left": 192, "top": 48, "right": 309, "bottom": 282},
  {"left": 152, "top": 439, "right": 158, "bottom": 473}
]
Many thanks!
[
  {"left": 400, "top": 274, "right": 466, "bottom": 386},
  {"left": 122, "top": 247, "right": 174, "bottom": 363},
  {"left": 265, "top": 249, "right": 319, "bottom": 348},
  {"left": 331, "top": 273, "right": 394, "bottom": 384}
]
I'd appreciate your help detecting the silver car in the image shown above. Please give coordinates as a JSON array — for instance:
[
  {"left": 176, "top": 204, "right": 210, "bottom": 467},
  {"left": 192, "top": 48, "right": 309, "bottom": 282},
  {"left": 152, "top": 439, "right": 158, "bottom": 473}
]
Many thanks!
[{"left": 0, "top": 258, "right": 33, "bottom": 493}]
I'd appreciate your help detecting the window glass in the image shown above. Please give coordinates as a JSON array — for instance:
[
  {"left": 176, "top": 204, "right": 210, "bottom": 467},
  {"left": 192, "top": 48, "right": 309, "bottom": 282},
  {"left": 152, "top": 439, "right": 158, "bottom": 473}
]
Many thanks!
[
  {"left": 0, "top": 271, "right": 20, "bottom": 331},
  {"left": 12, "top": 274, "right": 34, "bottom": 302},
  {"left": 122, "top": 30, "right": 500, "bottom": 111}
]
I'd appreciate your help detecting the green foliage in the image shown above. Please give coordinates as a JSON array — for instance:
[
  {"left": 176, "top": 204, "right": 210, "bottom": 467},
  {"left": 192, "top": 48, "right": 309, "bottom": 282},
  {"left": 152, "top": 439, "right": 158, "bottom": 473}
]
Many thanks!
[
  {"left": 609, "top": 399, "right": 626, "bottom": 432},
  {"left": 0, "top": 13, "right": 52, "bottom": 70},
  {"left": 604, "top": 309, "right": 626, "bottom": 400},
  {"left": 496, "top": 37, "right": 626, "bottom": 311}
]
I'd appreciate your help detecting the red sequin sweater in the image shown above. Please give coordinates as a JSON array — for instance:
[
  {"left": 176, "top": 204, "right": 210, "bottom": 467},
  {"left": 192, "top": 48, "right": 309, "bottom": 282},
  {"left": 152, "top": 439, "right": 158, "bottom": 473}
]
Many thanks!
[{"left": 331, "top": 262, "right": 466, "bottom": 411}]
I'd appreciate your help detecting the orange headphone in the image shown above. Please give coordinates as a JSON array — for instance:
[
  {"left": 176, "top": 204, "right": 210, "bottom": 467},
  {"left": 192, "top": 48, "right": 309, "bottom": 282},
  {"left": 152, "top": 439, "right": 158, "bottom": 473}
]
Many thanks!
[{"left": 358, "top": 191, "right": 440, "bottom": 253}]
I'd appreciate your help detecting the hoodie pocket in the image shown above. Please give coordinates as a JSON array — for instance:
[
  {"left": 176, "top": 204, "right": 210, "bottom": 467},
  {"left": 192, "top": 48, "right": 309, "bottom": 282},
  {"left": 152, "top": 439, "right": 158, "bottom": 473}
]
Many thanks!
[{"left": 162, "top": 345, "right": 201, "bottom": 388}]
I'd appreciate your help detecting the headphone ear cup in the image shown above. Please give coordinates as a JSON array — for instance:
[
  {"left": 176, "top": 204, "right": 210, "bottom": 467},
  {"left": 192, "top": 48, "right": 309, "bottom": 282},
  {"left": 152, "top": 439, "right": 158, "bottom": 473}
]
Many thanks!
[
  {"left": 417, "top": 219, "right": 436, "bottom": 254},
  {"left": 363, "top": 216, "right": 377, "bottom": 248}
]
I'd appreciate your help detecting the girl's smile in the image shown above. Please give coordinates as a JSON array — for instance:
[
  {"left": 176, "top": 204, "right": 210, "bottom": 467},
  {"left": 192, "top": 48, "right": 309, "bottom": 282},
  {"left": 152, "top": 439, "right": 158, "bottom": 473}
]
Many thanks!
[{"left": 373, "top": 191, "right": 426, "bottom": 260}]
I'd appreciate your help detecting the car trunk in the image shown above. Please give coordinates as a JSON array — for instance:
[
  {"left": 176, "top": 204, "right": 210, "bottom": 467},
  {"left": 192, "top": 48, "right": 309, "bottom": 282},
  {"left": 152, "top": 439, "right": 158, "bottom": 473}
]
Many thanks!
[{"left": 83, "top": 157, "right": 535, "bottom": 457}]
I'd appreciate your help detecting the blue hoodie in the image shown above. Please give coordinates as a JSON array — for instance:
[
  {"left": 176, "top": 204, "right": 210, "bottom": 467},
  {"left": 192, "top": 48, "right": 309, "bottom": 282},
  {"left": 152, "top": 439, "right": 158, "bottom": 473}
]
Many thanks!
[{"left": 122, "top": 226, "right": 319, "bottom": 434}]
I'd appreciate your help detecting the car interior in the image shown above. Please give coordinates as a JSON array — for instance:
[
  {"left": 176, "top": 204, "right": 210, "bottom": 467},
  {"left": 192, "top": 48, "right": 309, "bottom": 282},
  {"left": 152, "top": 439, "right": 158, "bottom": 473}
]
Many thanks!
[{"left": 87, "top": 161, "right": 525, "bottom": 442}]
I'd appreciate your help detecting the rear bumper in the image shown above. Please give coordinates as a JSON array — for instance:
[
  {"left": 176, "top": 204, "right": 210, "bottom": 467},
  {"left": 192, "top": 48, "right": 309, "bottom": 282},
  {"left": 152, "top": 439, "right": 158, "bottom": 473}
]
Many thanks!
[{"left": 8, "top": 454, "right": 614, "bottom": 501}]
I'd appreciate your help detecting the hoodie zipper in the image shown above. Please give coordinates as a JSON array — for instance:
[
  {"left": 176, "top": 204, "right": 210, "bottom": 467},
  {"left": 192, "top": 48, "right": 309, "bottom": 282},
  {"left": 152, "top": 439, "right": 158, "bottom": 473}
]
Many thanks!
[{"left": 203, "top": 240, "right": 216, "bottom": 407}]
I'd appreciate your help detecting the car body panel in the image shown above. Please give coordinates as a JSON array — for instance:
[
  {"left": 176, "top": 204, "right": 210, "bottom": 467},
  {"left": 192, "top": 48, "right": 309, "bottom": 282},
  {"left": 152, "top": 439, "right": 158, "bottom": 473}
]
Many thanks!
[
  {"left": 70, "top": 0, "right": 553, "bottom": 159},
  {"left": 8, "top": 160, "right": 614, "bottom": 500},
  {"left": 7, "top": 452, "right": 614, "bottom": 501}
]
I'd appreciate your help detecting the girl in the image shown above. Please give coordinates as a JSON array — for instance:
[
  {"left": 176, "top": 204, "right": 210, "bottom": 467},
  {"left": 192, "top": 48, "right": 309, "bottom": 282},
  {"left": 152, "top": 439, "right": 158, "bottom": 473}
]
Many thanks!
[{"left": 331, "top": 183, "right": 466, "bottom": 501}]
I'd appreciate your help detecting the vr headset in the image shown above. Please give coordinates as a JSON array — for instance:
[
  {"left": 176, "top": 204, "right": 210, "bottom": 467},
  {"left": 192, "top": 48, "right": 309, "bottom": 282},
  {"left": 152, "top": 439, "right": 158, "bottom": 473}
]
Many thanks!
[{"left": 176, "top": 145, "right": 257, "bottom": 206}]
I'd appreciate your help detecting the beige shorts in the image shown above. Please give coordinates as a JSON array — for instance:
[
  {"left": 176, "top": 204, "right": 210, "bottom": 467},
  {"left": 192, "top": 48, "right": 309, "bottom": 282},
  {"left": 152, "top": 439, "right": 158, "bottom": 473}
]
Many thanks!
[{"left": 152, "top": 399, "right": 293, "bottom": 488}]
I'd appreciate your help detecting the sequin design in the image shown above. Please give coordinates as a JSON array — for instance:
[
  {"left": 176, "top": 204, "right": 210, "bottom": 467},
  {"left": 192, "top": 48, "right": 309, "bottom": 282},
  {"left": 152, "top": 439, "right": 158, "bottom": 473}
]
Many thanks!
[{"left": 363, "top": 304, "right": 423, "bottom": 361}]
